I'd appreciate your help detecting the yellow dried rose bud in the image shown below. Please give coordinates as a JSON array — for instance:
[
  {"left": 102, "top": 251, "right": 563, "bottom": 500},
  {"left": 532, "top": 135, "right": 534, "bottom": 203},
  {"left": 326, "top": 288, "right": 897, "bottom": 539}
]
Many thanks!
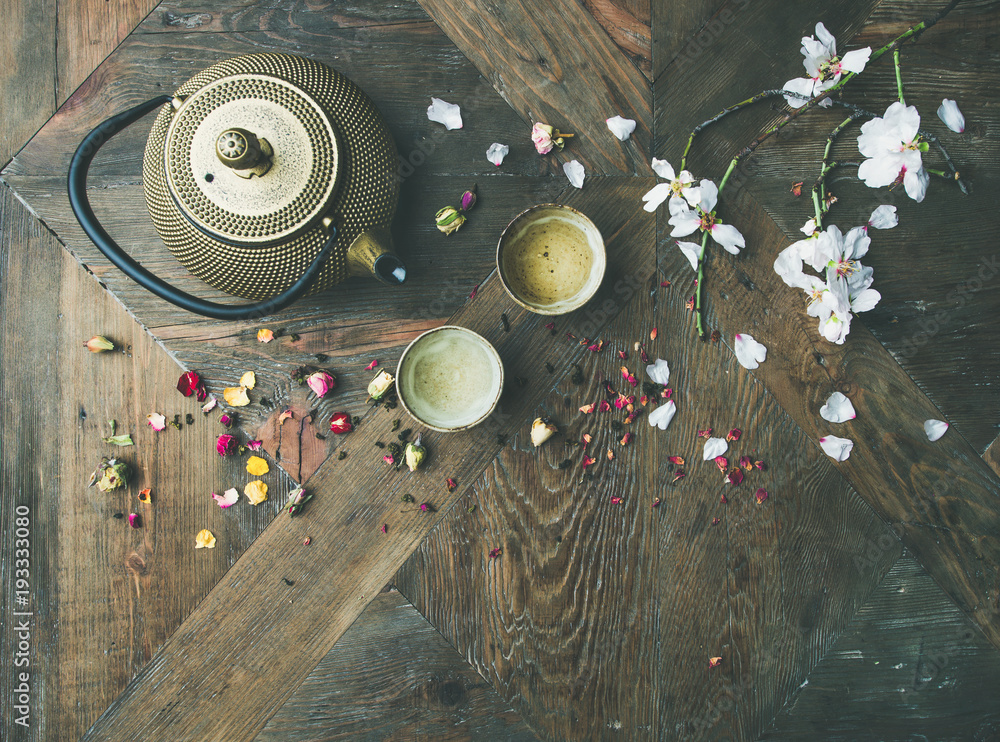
[
  {"left": 84, "top": 335, "right": 115, "bottom": 353},
  {"left": 435, "top": 206, "right": 465, "bottom": 235},
  {"left": 367, "top": 369, "right": 395, "bottom": 400},
  {"left": 530, "top": 417, "right": 558, "bottom": 447},
  {"left": 404, "top": 435, "right": 427, "bottom": 472}
]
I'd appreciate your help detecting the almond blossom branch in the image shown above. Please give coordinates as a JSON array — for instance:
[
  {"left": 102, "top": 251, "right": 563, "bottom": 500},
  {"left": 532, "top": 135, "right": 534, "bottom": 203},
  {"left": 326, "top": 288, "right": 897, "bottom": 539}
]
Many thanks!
[
  {"left": 814, "top": 115, "right": 862, "bottom": 228},
  {"left": 894, "top": 48, "right": 906, "bottom": 104},
  {"left": 695, "top": 157, "right": 739, "bottom": 337}
]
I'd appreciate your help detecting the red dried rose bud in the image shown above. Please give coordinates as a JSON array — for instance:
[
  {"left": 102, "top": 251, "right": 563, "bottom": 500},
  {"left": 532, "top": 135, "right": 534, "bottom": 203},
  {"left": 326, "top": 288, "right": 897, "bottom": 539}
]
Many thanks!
[
  {"left": 726, "top": 428, "right": 742, "bottom": 442},
  {"left": 329, "top": 412, "right": 353, "bottom": 434},
  {"left": 610, "top": 495, "right": 623, "bottom": 505}
]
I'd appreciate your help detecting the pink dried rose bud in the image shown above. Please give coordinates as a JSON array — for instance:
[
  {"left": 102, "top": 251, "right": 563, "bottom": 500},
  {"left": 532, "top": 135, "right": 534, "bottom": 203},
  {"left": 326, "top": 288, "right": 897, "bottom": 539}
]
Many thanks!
[
  {"left": 329, "top": 412, "right": 353, "bottom": 434},
  {"left": 216, "top": 434, "right": 238, "bottom": 457},
  {"left": 84, "top": 335, "right": 115, "bottom": 353},
  {"left": 306, "top": 370, "right": 336, "bottom": 399},
  {"left": 460, "top": 186, "right": 477, "bottom": 212}
]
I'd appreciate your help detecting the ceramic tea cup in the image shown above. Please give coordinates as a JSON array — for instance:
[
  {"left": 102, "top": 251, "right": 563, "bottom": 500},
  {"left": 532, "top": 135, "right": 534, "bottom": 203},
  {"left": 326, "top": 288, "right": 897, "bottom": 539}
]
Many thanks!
[
  {"left": 396, "top": 326, "right": 504, "bottom": 432},
  {"left": 497, "top": 203, "right": 606, "bottom": 315}
]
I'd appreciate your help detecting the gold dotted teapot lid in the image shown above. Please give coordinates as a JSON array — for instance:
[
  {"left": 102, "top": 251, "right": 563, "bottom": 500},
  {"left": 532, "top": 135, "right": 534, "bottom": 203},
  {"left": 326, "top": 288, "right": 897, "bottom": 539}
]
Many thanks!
[{"left": 165, "top": 74, "right": 342, "bottom": 246}]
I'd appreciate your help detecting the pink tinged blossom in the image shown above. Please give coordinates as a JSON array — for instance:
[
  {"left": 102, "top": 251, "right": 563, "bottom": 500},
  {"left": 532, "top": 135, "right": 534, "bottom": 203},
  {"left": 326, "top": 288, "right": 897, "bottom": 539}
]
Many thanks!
[
  {"left": 667, "top": 179, "right": 745, "bottom": 254},
  {"left": 703, "top": 437, "right": 728, "bottom": 461},
  {"left": 648, "top": 399, "right": 677, "bottom": 431},
  {"left": 734, "top": 334, "right": 767, "bottom": 370},
  {"left": 867, "top": 205, "right": 898, "bottom": 230},
  {"left": 819, "top": 435, "right": 854, "bottom": 462},
  {"left": 212, "top": 488, "right": 239, "bottom": 508},
  {"left": 857, "top": 101, "right": 928, "bottom": 202},
  {"left": 783, "top": 22, "right": 870, "bottom": 108},
  {"left": 924, "top": 419, "right": 949, "bottom": 442},
  {"left": 486, "top": 142, "right": 509, "bottom": 166},
  {"left": 643, "top": 159, "right": 700, "bottom": 213},
  {"left": 427, "top": 97, "right": 462, "bottom": 129},
  {"left": 936, "top": 99, "right": 965, "bottom": 133},
  {"left": 147, "top": 413, "right": 167, "bottom": 431},
  {"left": 564, "top": 160, "right": 586, "bottom": 189},
  {"left": 306, "top": 370, "right": 336, "bottom": 399},
  {"left": 606, "top": 115, "right": 636, "bottom": 141},
  {"left": 247, "top": 439, "right": 263, "bottom": 451},
  {"left": 820, "top": 391, "right": 856, "bottom": 423}
]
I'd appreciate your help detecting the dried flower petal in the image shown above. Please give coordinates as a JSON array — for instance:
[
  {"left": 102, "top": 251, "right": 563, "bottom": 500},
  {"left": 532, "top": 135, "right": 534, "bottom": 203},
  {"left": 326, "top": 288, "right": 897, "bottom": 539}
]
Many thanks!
[
  {"left": 531, "top": 417, "right": 558, "bottom": 447},
  {"left": 177, "top": 371, "right": 207, "bottom": 401},
  {"left": 720, "top": 493, "right": 728, "bottom": 504},
  {"left": 486, "top": 142, "right": 509, "bottom": 166},
  {"left": 419, "top": 502, "right": 435, "bottom": 513},
  {"left": 219, "top": 412, "right": 234, "bottom": 428},
  {"left": 147, "top": 413, "right": 167, "bottom": 431},
  {"left": 727, "top": 468, "right": 744, "bottom": 486},
  {"left": 365, "top": 359, "right": 378, "bottom": 371},
  {"left": 755, "top": 488, "right": 769, "bottom": 504},
  {"left": 383, "top": 454, "right": 395, "bottom": 465},
  {"left": 201, "top": 397, "right": 218, "bottom": 413},
  {"left": 303, "top": 536, "right": 312, "bottom": 545},
  {"left": 667, "top": 455, "right": 685, "bottom": 466},
  {"left": 216, "top": 434, "right": 237, "bottom": 457},
  {"left": 103, "top": 433, "right": 134, "bottom": 447},
  {"left": 711, "top": 517, "right": 721, "bottom": 526},
  {"left": 606, "top": 449, "right": 615, "bottom": 461},
  {"left": 610, "top": 495, "right": 623, "bottom": 504},
  {"left": 427, "top": 97, "right": 463, "bottom": 130},
  {"left": 599, "top": 400, "right": 612, "bottom": 413},
  {"left": 127, "top": 513, "right": 140, "bottom": 529},
  {"left": 278, "top": 409, "right": 293, "bottom": 425},
  {"left": 582, "top": 455, "right": 597, "bottom": 469},
  {"left": 223, "top": 385, "right": 250, "bottom": 407},
  {"left": 446, "top": 477, "right": 457, "bottom": 491},
  {"left": 244, "top": 480, "right": 268, "bottom": 506},
  {"left": 714, "top": 455, "right": 728, "bottom": 472},
  {"left": 709, "top": 656, "right": 722, "bottom": 669},
  {"left": 739, "top": 455, "right": 752, "bottom": 470},
  {"left": 306, "top": 370, "right": 336, "bottom": 399},
  {"left": 489, "top": 546, "right": 503, "bottom": 558},
  {"left": 924, "top": 419, "right": 949, "bottom": 442},
  {"left": 703, "top": 437, "right": 728, "bottom": 460},
  {"left": 754, "top": 460, "right": 767, "bottom": 471},
  {"left": 650, "top": 327, "right": 658, "bottom": 341},
  {"left": 620, "top": 433, "right": 633, "bottom": 446},
  {"left": 85, "top": 335, "right": 115, "bottom": 353},
  {"left": 257, "top": 328, "right": 274, "bottom": 343},
  {"left": 246, "top": 456, "right": 269, "bottom": 476},
  {"left": 195, "top": 529, "right": 216, "bottom": 549},
  {"left": 137, "top": 488, "right": 151, "bottom": 504},
  {"left": 671, "top": 470, "right": 686, "bottom": 484},
  {"left": 247, "top": 439, "right": 263, "bottom": 451},
  {"left": 580, "top": 403, "right": 596, "bottom": 414},
  {"left": 92, "top": 457, "right": 129, "bottom": 492},
  {"left": 726, "top": 428, "right": 742, "bottom": 442},
  {"left": 652, "top": 497, "right": 662, "bottom": 508},
  {"left": 212, "top": 488, "right": 239, "bottom": 508},
  {"left": 698, "top": 428, "right": 713, "bottom": 438},
  {"left": 790, "top": 181, "right": 804, "bottom": 197},
  {"left": 380, "top": 524, "right": 388, "bottom": 534},
  {"left": 563, "top": 160, "right": 586, "bottom": 189}
]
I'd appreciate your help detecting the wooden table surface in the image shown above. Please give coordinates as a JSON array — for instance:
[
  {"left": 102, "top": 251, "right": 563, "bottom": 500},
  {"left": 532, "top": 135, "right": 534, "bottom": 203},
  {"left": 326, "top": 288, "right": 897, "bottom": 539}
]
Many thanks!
[{"left": 3, "top": 0, "right": 1000, "bottom": 739}]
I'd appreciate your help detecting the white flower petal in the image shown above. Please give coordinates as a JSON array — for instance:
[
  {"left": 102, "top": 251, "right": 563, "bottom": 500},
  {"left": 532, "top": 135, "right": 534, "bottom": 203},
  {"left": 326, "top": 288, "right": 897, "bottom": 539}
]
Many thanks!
[
  {"left": 936, "top": 99, "right": 965, "bottom": 133},
  {"left": 212, "top": 487, "right": 240, "bottom": 509},
  {"left": 676, "top": 241, "right": 701, "bottom": 271},
  {"left": 427, "top": 97, "right": 463, "bottom": 130},
  {"left": 734, "top": 333, "right": 767, "bottom": 369},
  {"left": 563, "top": 160, "right": 586, "bottom": 189},
  {"left": 924, "top": 419, "right": 949, "bottom": 442},
  {"left": 668, "top": 195, "right": 691, "bottom": 217},
  {"left": 682, "top": 183, "right": 702, "bottom": 207},
  {"left": 642, "top": 182, "right": 671, "bottom": 212},
  {"left": 699, "top": 179, "right": 719, "bottom": 213},
  {"left": 903, "top": 166, "right": 929, "bottom": 203},
  {"left": 857, "top": 156, "right": 902, "bottom": 189},
  {"left": 840, "top": 47, "right": 871, "bottom": 74},
  {"left": 850, "top": 288, "right": 881, "bottom": 313},
  {"left": 710, "top": 223, "right": 745, "bottom": 254},
  {"left": 783, "top": 77, "right": 817, "bottom": 108},
  {"left": 801, "top": 218, "right": 817, "bottom": 236},
  {"left": 668, "top": 209, "right": 701, "bottom": 237},
  {"left": 774, "top": 245, "right": 811, "bottom": 289},
  {"left": 820, "top": 391, "right": 856, "bottom": 423},
  {"left": 606, "top": 115, "right": 637, "bottom": 141},
  {"left": 645, "top": 358, "right": 670, "bottom": 386},
  {"left": 486, "top": 142, "right": 509, "bottom": 166},
  {"left": 651, "top": 158, "right": 675, "bottom": 180},
  {"left": 648, "top": 399, "right": 677, "bottom": 431},
  {"left": 703, "top": 437, "right": 728, "bottom": 460},
  {"left": 819, "top": 435, "right": 853, "bottom": 461},
  {"left": 814, "top": 22, "right": 836, "bottom": 53},
  {"left": 867, "top": 204, "right": 898, "bottom": 230}
]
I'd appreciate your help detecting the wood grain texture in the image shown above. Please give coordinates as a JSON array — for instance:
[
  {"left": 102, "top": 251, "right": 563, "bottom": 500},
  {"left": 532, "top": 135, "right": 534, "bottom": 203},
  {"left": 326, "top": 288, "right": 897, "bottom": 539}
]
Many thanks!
[
  {"left": 0, "top": 0, "right": 54, "bottom": 164},
  {"left": 257, "top": 586, "right": 539, "bottom": 741},
  {"left": 394, "top": 227, "right": 903, "bottom": 740},
  {"left": 77, "top": 179, "right": 656, "bottom": 742},
  {"left": 417, "top": 0, "right": 653, "bottom": 175},
  {"left": 580, "top": 0, "right": 652, "bottom": 79},
  {"left": 761, "top": 553, "right": 1000, "bottom": 741},
  {"left": 651, "top": 0, "right": 728, "bottom": 80},
  {"left": 0, "top": 184, "right": 288, "bottom": 741}
]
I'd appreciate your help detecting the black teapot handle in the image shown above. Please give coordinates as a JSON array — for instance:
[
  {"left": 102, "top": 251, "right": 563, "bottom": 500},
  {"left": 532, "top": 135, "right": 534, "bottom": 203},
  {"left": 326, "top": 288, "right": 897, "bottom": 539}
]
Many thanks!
[{"left": 67, "top": 96, "right": 334, "bottom": 321}]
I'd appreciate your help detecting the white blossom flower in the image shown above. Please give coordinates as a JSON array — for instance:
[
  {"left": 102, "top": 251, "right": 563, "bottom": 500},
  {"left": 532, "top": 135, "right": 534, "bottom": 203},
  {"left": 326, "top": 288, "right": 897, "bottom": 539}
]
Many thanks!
[
  {"left": 801, "top": 218, "right": 817, "bottom": 236},
  {"left": 703, "top": 437, "right": 728, "bottom": 460},
  {"left": 783, "top": 22, "right": 871, "bottom": 108},
  {"left": 642, "top": 158, "right": 701, "bottom": 213},
  {"left": 936, "top": 99, "right": 965, "bottom": 133},
  {"left": 675, "top": 240, "right": 701, "bottom": 271},
  {"left": 648, "top": 399, "right": 677, "bottom": 430},
  {"left": 486, "top": 143, "right": 509, "bottom": 166},
  {"left": 606, "top": 115, "right": 636, "bottom": 141},
  {"left": 426, "top": 97, "right": 462, "bottom": 130},
  {"left": 563, "top": 160, "right": 586, "bottom": 189},
  {"left": 820, "top": 391, "right": 856, "bottom": 423},
  {"left": 867, "top": 204, "right": 898, "bottom": 230},
  {"left": 645, "top": 358, "right": 670, "bottom": 386},
  {"left": 733, "top": 333, "right": 767, "bottom": 369},
  {"left": 924, "top": 419, "right": 949, "bottom": 441},
  {"left": 857, "top": 101, "right": 929, "bottom": 202},
  {"left": 819, "top": 435, "right": 853, "bottom": 461},
  {"left": 668, "top": 179, "right": 746, "bottom": 254}
]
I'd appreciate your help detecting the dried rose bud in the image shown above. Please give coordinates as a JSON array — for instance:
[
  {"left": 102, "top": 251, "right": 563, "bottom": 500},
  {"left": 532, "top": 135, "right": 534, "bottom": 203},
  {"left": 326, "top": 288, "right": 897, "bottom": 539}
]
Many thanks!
[
  {"left": 94, "top": 457, "right": 129, "bottom": 492},
  {"left": 307, "top": 370, "right": 336, "bottom": 399},
  {"left": 720, "top": 493, "right": 728, "bottom": 504},
  {"left": 404, "top": 435, "right": 427, "bottom": 472},
  {"left": 531, "top": 122, "right": 573, "bottom": 154},
  {"left": 582, "top": 455, "right": 597, "bottom": 469},
  {"left": 610, "top": 495, "right": 623, "bottom": 504},
  {"left": 286, "top": 486, "right": 312, "bottom": 517},
  {"left": 754, "top": 460, "right": 767, "bottom": 471},
  {"left": 711, "top": 517, "right": 721, "bottom": 526},
  {"left": 84, "top": 335, "right": 115, "bottom": 353},
  {"left": 606, "top": 449, "right": 615, "bottom": 461},
  {"left": 620, "top": 433, "right": 633, "bottom": 446},
  {"left": 367, "top": 369, "right": 395, "bottom": 401},
  {"left": 460, "top": 185, "right": 477, "bottom": 212},
  {"left": 303, "top": 536, "right": 312, "bottom": 545},
  {"left": 216, "top": 434, "right": 238, "bottom": 457},
  {"left": 329, "top": 412, "right": 352, "bottom": 434},
  {"left": 530, "top": 417, "right": 558, "bottom": 447},
  {"left": 582, "top": 433, "right": 593, "bottom": 446},
  {"left": 488, "top": 547, "right": 503, "bottom": 559},
  {"left": 219, "top": 412, "right": 234, "bottom": 428},
  {"left": 435, "top": 205, "right": 466, "bottom": 235}
]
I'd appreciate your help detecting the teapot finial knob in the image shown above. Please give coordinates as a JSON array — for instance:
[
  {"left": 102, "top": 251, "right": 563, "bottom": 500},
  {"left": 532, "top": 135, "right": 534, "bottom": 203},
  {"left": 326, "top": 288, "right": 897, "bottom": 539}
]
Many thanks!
[{"left": 216, "top": 128, "right": 273, "bottom": 178}]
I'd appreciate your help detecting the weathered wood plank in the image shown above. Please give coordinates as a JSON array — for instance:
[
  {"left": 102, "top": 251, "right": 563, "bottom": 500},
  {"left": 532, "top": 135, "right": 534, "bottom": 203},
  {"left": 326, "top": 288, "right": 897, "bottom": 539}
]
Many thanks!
[
  {"left": 257, "top": 586, "right": 540, "bottom": 741},
  {"left": 581, "top": 0, "right": 652, "bottom": 79},
  {"left": 417, "top": 0, "right": 652, "bottom": 175},
  {"left": 761, "top": 553, "right": 1000, "bottom": 741},
  {"left": 0, "top": 184, "right": 284, "bottom": 741},
  {"left": 0, "top": 0, "right": 54, "bottom": 165},
  {"left": 78, "top": 178, "right": 655, "bottom": 742},
  {"left": 651, "top": 0, "right": 728, "bottom": 80}
]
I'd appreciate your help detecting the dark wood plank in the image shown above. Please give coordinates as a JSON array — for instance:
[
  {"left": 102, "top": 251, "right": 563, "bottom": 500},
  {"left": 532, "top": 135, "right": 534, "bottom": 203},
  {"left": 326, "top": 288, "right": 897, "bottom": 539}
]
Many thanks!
[
  {"left": 0, "top": 184, "right": 285, "bottom": 740},
  {"left": 417, "top": 0, "right": 652, "bottom": 175},
  {"left": 651, "top": 0, "right": 728, "bottom": 80},
  {"left": 395, "top": 224, "right": 902, "bottom": 740},
  {"left": 761, "top": 553, "right": 1000, "bottom": 741},
  {"left": 580, "top": 0, "right": 652, "bottom": 79},
  {"left": 77, "top": 178, "right": 656, "bottom": 742},
  {"left": 0, "top": 0, "right": 54, "bottom": 165},
  {"left": 257, "top": 586, "right": 539, "bottom": 741}
]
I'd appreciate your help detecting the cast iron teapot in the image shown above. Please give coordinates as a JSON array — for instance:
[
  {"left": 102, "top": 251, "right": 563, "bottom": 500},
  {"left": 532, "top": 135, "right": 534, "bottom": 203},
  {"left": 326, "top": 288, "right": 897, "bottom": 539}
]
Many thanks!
[{"left": 68, "top": 53, "right": 406, "bottom": 320}]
